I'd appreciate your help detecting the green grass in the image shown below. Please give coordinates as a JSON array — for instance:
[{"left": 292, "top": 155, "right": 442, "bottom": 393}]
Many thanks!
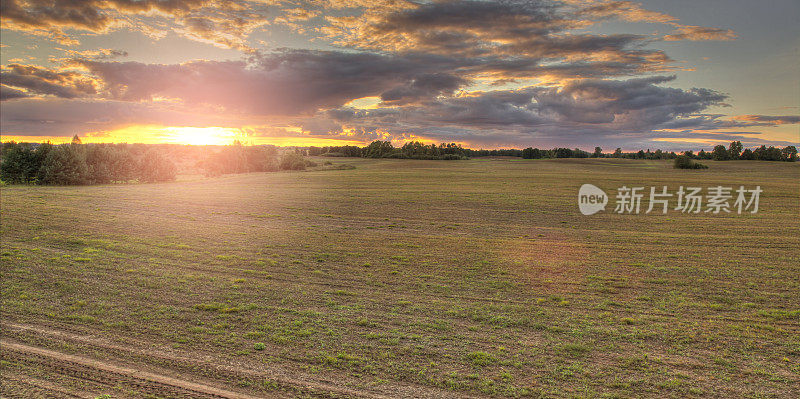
[{"left": 1, "top": 158, "right": 799, "bottom": 398}]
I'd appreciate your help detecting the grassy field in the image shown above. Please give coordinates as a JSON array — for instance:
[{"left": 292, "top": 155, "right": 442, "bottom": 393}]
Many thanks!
[{"left": 1, "top": 158, "right": 799, "bottom": 398}]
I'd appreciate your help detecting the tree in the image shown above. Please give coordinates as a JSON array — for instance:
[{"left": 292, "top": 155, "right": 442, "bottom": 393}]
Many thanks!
[
  {"left": 138, "top": 149, "right": 176, "bottom": 182},
  {"left": 592, "top": 147, "right": 603, "bottom": 158},
  {"left": 521, "top": 147, "right": 534, "bottom": 159},
  {"left": 728, "top": 141, "right": 743, "bottom": 160},
  {"left": 362, "top": 140, "right": 394, "bottom": 158},
  {"left": 612, "top": 148, "right": 622, "bottom": 158},
  {"left": 86, "top": 144, "right": 117, "bottom": 184},
  {"left": 0, "top": 142, "right": 38, "bottom": 184},
  {"left": 110, "top": 145, "right": 136, "bottom": 182},
  {"left": 33, "top": 142, "right": 54, "bottom": 183},
  {"left": 763, "top": 146, "right": 783, "bottom": 161},
  {"left": 674, "top": 155, "right": 708, "bottom": 169},
  {"left": 740, "top": 148, "right": 754, "bottom": 160},
  {"left": 711, "top": 145, "right": 729, "bottom": 161},
  {"left": 279, "top": 151, "right": 306, "bottom": 170},
  {"left": 39, "top": 143, "right": 89, "bottom": 185},
  {"left": 781, "top": 146, "right": 798, "bottom": 162}
]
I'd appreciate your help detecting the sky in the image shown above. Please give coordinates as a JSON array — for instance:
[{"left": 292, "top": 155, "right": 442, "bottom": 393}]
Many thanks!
[{"left": 0, "top": 0, "right": 798, "bottom": 150}]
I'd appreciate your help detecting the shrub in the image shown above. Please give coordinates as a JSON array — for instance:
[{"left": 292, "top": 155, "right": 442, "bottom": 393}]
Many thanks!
[
  {"left": 279, "top": 152, "right": 306, "bottom": 170},
  {"left": 254, "top": 342, "right": 266, "bottom": 351},
  {"left": 674, "top": 155, "right": 708, "bottom": 169}
]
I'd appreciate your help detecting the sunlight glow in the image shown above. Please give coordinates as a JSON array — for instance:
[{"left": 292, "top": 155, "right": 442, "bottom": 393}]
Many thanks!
[
  {"left": 2, "top": 125, "right": 367, "bottom": 147},
  {"left": 162, "top": 126, "right": 244, "bottom": 145},
  {"left": 79, "top": 125, "right": 248, "bottom": 145}
]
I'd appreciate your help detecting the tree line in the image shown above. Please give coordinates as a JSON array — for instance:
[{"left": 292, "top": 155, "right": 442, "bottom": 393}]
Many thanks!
[
  {"left": 694, "top": 141, "right": 798, "bottom": 162},
  {"left": 1, "top": 136, "right": 177, "bottom": 185},
  {"left": 3, "top": 137, "right": 796, "bottom": 185},
  {"left": 308, "top": 141, "right": 469, "bottom": 160},
  {"left": 0, "top": 137, "right": 314, "bottom": 185},
  {"left": 308, "top": 140, "right": 798, "bottom": 162}
]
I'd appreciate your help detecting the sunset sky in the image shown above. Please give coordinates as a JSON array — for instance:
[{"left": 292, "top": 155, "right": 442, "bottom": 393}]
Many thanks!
[{"left": 1, "top": 0, "right": 798, "bottom": 150}]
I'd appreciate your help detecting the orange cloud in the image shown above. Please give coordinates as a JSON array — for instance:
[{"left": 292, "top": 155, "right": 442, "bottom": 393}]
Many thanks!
[
  {"left": 731, "top": 115, "right": 800, "bottom": 125},
  {"left": 663, "top": 25, "right": 736, "bottom": 41}
]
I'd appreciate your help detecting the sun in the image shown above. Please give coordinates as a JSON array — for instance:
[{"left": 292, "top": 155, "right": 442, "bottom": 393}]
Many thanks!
[{"left": 162, "top": 126, "right": 243, "bottom": 146}]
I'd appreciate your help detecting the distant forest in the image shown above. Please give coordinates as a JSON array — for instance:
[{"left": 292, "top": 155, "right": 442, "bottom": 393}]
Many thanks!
[
  {"left": 310, "top": 140, "right": 798, "bottom": 162},
  {"left": 1, "top": 136, "right": 797, "bottom": 186}
]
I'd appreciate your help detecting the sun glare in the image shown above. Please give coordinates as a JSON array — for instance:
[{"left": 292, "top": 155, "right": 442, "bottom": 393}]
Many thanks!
[
  {"left": 162, "top": 127, "right": 242, "bottom": 146},
  {"left": 1, "top": 125, "right": 369, "bottom": 147},
  {"left": 83, "top": 125, "right": 248, "bottom": 145}
]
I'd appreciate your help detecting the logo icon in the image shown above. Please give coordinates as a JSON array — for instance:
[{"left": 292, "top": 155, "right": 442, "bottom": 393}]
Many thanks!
[{"left": 578, "top": 184, "right": 607, "bottom": 215}]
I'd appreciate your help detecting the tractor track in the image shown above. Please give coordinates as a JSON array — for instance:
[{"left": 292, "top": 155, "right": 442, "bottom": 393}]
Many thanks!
[
  {"left": 0, "top": 323, "right": 475, "bottom": 399},
  {"left": 1, "top": 340, "right": 257, "bottom": 399},
  {"left": 1, "top": 372, "right": 87, "bottom": 399}
]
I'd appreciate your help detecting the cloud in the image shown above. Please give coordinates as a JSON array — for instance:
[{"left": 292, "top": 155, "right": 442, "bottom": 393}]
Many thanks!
[
  {"left": 532, "top": 76, "right": 728, "bottom": 126},
  {"left": 3, "top": 0, "right": 782, "bottom": 151},
  {"left": 1, "top": 85, "right": 30, "bottom": 100},
  {"left": 663, "top": 25, "right": 736, "bottom": 41},
  {"left": 319, "top": 0, "right": 686, "bottom": 83},
  {"left": 731, "top": 115, "right": 800, "bottom": 125},
  {"left": 0, "top": 0, "right": 265, "bottom": 49},
  {"left": 328, "top": 1, "right": 653, "bottom": 57},
  {"left": 380, "top": 73, "right": 468, "bottom": 106},
  {"left": 319, "top": 76, "right": 734, "bottom": 148},
  {"left": 0, "top": 64, "right": 98, "bottom": 99},
  {"left": 576, "top": 0, "right": 677, "bottom": 24},
  {"left": 49, "top": 48, "right": 129, "bottom": 64},
  {"left": 74, "top": 50, "right": 457, "bottom": 114},
  {"left": 0, "top": 0, "right": 113, "bottom": 33},
  {"left": 8, "top": 51, "right": 782, "bottom": 149}
]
